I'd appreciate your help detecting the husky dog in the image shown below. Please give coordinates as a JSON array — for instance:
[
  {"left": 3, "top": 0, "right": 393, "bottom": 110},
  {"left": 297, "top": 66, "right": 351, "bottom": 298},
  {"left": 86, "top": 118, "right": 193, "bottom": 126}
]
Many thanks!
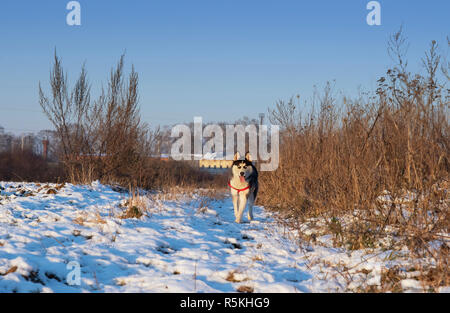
[{"left": 228, "top": 152, "right": 258, "bottom": 223}]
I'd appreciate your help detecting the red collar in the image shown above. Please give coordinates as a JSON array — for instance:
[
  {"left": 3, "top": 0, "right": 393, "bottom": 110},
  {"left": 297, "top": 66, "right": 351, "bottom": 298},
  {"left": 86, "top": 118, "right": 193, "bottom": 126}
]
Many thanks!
[{"left": 228, "top": 181, "right": 250, "bottom": 194}]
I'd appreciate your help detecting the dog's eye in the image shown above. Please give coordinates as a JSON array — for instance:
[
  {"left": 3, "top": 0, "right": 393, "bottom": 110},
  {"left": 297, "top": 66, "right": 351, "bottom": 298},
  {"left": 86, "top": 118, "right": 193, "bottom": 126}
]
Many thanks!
[
  {"left": 243, "top": 166, "right": 247, "bottom": 169},
  {"left": 237, "top": 166, "right": 241, "bottom": 169}
]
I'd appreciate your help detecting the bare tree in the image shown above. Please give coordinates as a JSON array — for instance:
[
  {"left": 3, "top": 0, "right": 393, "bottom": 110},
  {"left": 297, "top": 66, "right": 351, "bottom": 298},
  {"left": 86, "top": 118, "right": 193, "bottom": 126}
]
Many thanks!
[
  {"left": 39, "top": 51, "right": 93, "bottom": 181},
  {"left": 39, "top": 52, "right": 153, "bottom": 185}
]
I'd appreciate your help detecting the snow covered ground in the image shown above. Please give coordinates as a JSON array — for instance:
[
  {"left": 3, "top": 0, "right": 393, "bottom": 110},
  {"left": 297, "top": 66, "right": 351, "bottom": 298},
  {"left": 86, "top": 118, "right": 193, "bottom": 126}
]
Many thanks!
[{"left": 0, "top": 181, "right": 448, "bottom": 293}]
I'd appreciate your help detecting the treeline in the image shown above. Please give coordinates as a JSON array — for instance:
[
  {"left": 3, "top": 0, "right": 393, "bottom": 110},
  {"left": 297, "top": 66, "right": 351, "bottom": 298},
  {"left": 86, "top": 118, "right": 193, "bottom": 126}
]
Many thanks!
[
  {"left": 0, "top": 129, "right": 64, "bottom": 182},
  {"left": 0, "top": 150, "right": 65, "bottom": 182}
]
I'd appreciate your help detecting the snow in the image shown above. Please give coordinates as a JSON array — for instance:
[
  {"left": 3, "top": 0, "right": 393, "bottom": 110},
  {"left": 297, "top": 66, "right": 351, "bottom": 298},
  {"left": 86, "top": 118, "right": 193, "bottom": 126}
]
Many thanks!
[
  {"left": 0, "top": 181, "right": 447, "bottom": 293},
  {"left": 401, "top": 279, "right": 423, "bottom": 292}
]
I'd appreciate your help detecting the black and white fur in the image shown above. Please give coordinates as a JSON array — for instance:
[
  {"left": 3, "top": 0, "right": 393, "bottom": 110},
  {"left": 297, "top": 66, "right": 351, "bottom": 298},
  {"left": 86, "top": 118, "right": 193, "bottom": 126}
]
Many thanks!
[{"left": 229, "top": 152, "right": 258, "bottom": 223}]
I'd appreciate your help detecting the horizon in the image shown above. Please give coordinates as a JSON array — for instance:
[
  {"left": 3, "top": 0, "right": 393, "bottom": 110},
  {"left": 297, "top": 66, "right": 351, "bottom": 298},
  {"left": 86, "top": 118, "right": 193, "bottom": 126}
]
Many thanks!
[{"left": 1, "top": 0, "right": 449, "bottom": 135}]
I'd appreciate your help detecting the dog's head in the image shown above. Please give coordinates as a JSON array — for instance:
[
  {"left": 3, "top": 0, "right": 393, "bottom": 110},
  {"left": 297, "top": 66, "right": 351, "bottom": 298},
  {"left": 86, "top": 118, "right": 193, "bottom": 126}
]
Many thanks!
[{"left": 231, "top": 152, "right": 256, "bottom": 183}]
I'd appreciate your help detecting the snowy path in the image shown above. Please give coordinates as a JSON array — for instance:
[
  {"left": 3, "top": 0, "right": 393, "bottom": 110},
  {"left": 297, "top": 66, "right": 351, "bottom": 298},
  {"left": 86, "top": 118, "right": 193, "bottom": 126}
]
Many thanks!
[
  {"left": 0, "top": 182, "right": 315, "bottom": 292},
  {"left": 1, "top": 182, "right": 442, "bottom": 293}
]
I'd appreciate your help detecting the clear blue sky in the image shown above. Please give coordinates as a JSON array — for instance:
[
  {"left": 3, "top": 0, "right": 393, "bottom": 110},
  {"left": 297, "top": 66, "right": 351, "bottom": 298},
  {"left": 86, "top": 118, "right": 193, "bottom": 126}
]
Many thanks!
[{"left": 0, "top": 0, "right": 448, "bottom": 133}]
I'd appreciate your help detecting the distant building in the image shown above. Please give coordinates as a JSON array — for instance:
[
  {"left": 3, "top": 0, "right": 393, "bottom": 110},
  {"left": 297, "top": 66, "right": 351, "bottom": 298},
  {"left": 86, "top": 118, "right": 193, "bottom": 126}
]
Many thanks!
[
  {"left": 0, "top": 126, "right": 12, "bottom": 152},
  {"left": 20, "top": 133, "right": 35, "bottom": 152}
]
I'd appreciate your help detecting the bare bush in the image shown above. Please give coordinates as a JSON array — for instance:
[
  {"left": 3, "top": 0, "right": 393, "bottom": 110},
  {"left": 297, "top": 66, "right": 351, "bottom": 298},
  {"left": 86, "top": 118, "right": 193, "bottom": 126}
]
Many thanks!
[{"left": 39, "top": 53, "right": 153, "bottom": 185}]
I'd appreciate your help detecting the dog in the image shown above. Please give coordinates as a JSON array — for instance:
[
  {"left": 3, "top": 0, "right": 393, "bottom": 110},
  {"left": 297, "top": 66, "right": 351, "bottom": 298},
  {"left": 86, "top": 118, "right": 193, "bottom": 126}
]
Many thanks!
[{"left": 228, "top": 152, "right": 258, "bottom": 223}]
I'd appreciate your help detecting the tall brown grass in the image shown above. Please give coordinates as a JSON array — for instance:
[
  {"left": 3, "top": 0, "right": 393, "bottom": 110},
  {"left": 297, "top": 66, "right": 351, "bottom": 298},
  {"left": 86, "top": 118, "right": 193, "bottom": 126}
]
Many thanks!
[{"left": 259, "top": 31, "right": 449, "bottom": 289}]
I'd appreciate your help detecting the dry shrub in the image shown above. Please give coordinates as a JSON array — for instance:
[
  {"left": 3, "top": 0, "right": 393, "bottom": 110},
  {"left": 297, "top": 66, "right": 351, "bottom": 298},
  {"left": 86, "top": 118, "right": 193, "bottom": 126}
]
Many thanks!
[
  {"left": 121, "top": 206, "right": 143, "bottom": 219},
  {"left": 259, "top": 31, "right": 449, "bottom": 287},
  {"left": 193, "top": 189, "right": 227, "bottom": 213},
  {"left": 226, "top": 270, "right": 250, "bottom": 283},
  {"left": 225, "top": 271, "right": 241, "bottom": 283},
  {"left": 139, "top": 159, "right": 227, "bottom": 191},
  {"left": 73, "top": 212, "right": 106, "bottom": 226},
  {"left": 236, "top": 285, "right": 254, "bottom": 293},
  {"left": 0, "top": 150, "right": 65, "bottom": 182},
  {"left": 120, "top": 186, "right": 148, "bottom": 219}
]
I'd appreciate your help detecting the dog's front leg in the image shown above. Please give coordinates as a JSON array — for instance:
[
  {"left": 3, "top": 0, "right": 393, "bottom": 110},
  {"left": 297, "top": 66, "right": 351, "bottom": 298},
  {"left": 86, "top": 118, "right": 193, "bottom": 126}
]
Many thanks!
[
  {"left": 235, "top": 193, "right": 248, "bottom": 223},
  {"left": 247, "top": 193, "right": 254, "bottom": 221},
  {"left": 231, "top": 190, "right": 239, "bottom": 220}
]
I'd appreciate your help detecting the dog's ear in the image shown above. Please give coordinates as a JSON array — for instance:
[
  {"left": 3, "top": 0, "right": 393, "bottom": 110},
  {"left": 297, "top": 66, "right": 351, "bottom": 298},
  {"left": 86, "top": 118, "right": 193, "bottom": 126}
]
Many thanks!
[
  {"left": 245, "top": 152, "right": 252, "bottom": 162},
  {"left": 233, "top": 152, "right": 240, "bottom": 161}
]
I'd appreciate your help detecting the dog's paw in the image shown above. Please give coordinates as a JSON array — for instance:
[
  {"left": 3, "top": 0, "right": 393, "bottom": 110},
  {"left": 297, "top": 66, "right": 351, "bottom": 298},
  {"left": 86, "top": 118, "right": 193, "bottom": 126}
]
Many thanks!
[{"left": 235, "top": 218, "right": 242, "bottom": 224}]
